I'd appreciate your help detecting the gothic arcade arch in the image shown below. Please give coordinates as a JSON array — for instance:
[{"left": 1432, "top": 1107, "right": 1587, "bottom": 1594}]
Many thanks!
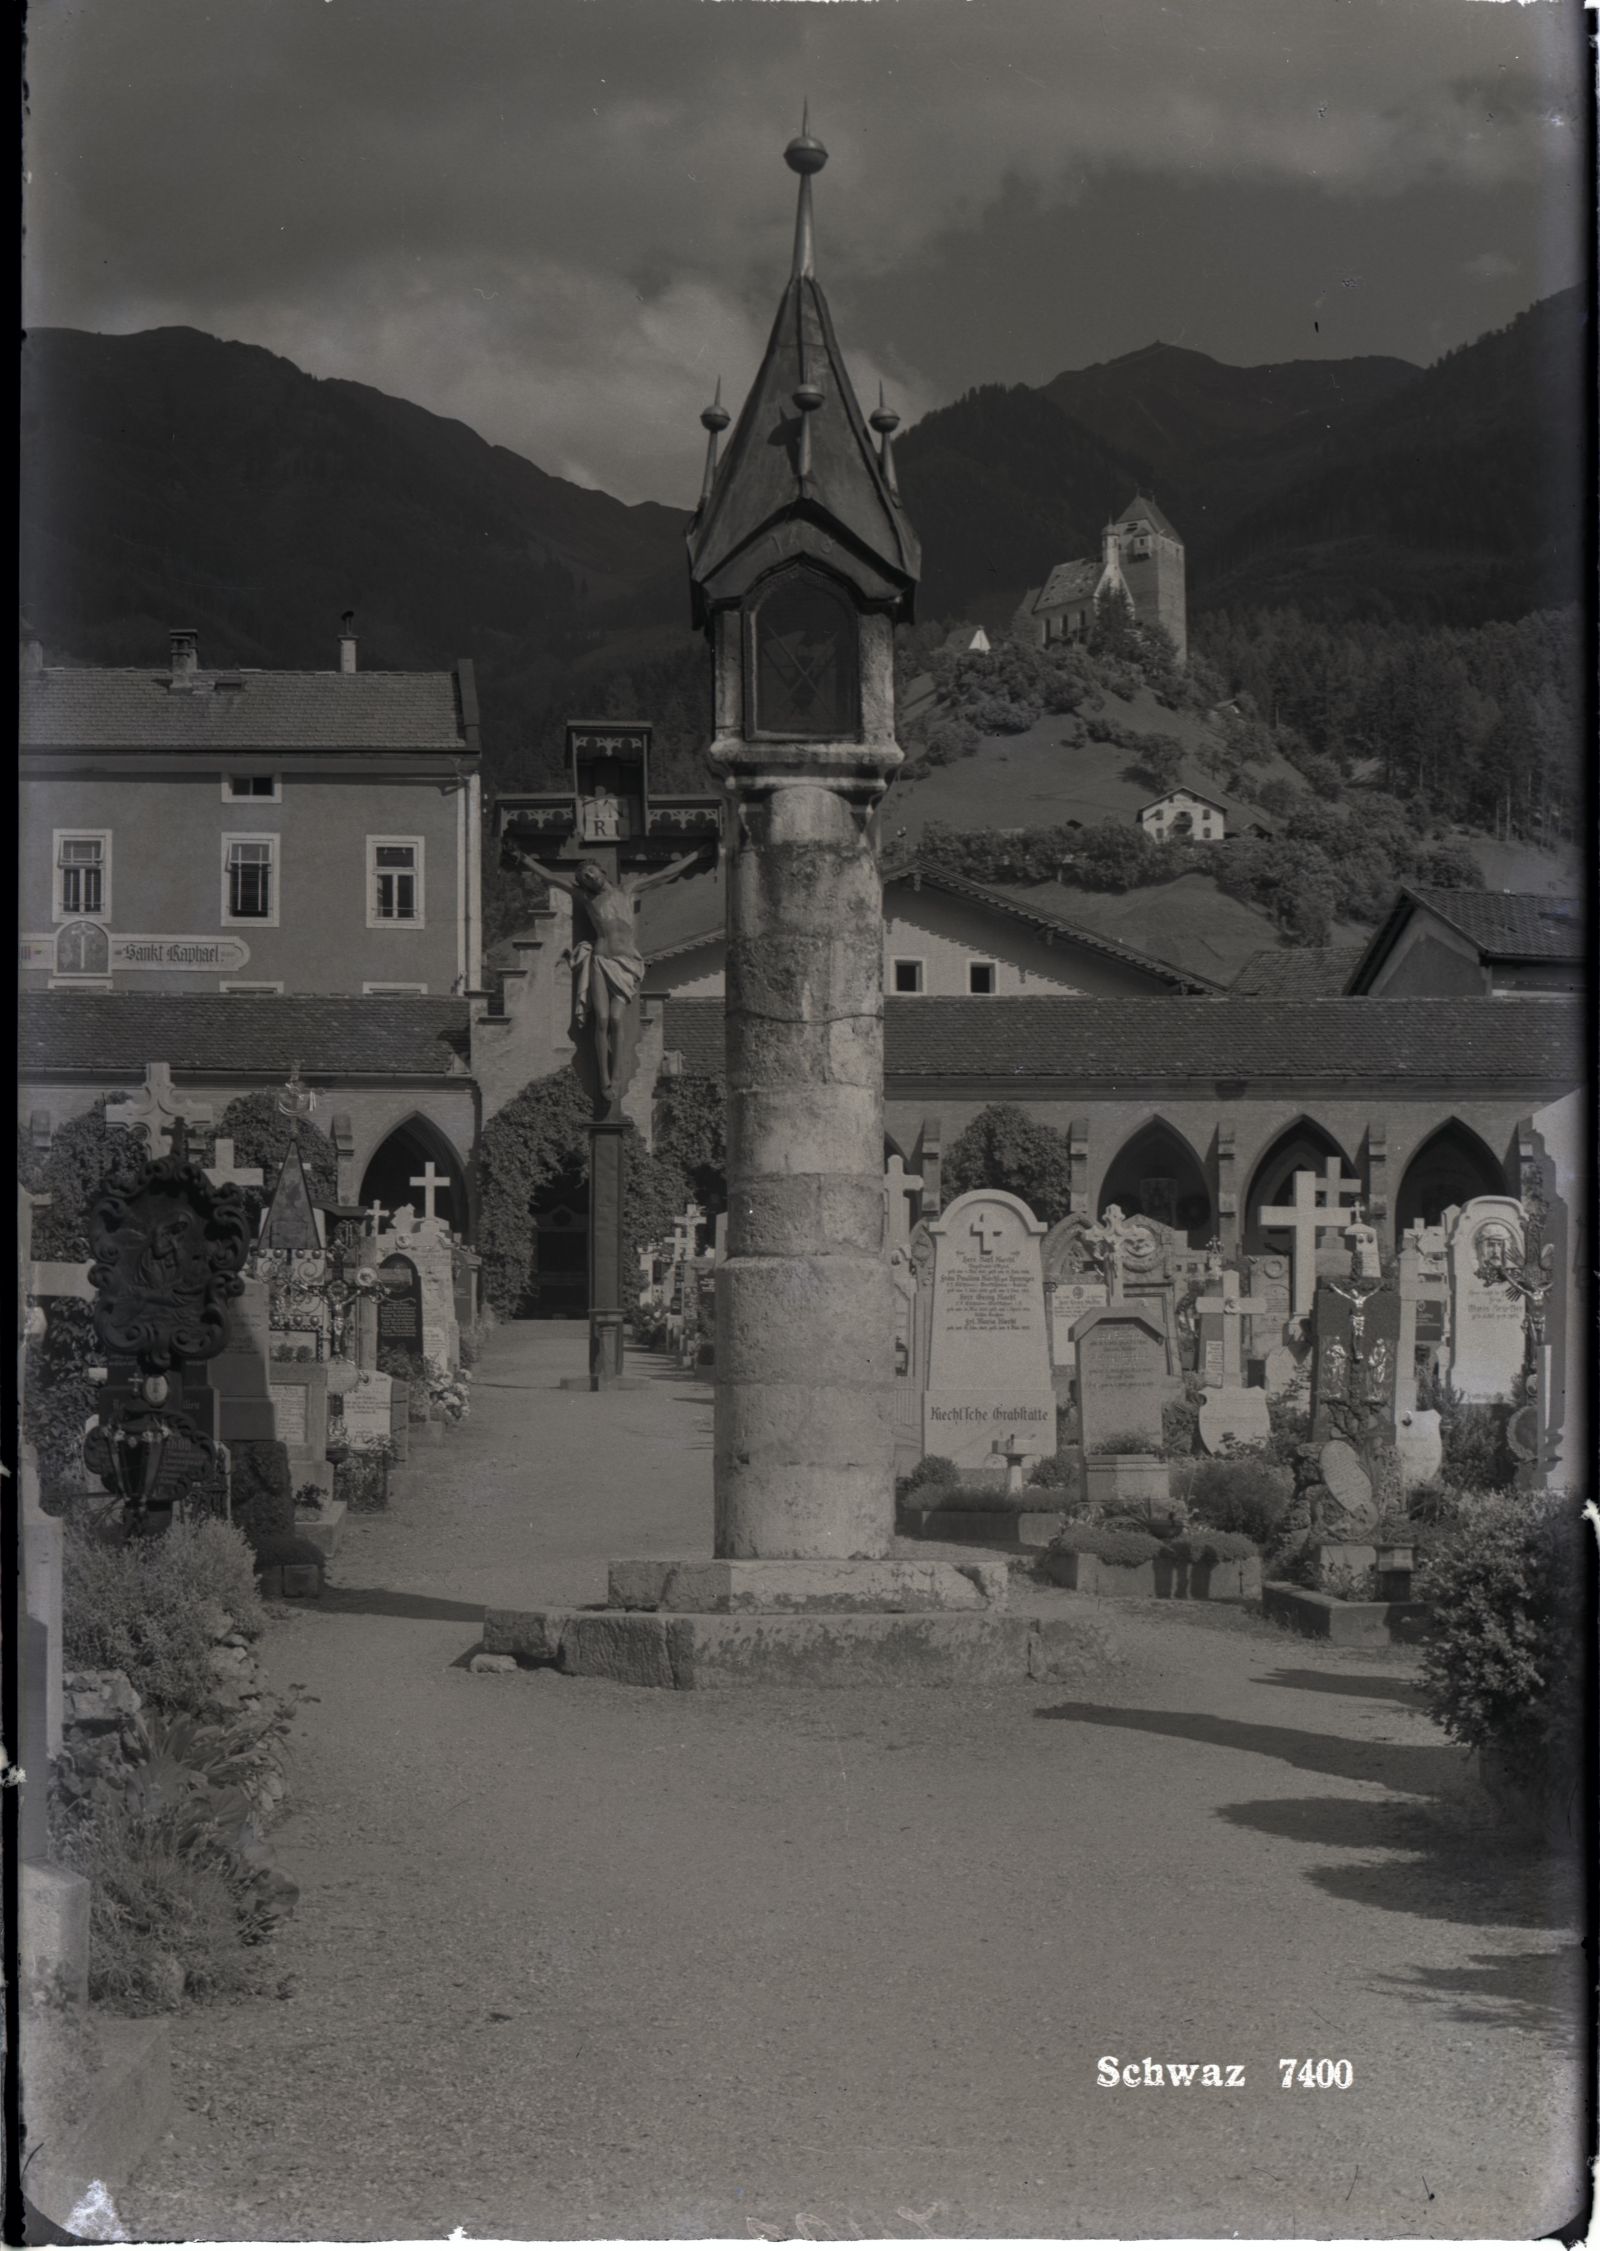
[
  {"left": 357, "top": 1112, "right": 471, "bottom": 1235},
  {"left": 1098, "top": 1117, "right": 1212, "bottom": 1245},
  {"left": 1243, "top": 1116, "right": 1357, "bottom": 1255},
  {"left": 1395, "top": 1119, "right": 1508, "bottom": 1233}
]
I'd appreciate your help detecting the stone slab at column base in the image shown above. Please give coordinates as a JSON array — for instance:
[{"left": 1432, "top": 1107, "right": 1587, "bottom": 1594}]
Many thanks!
[
  {"left": 483, "top": 1601, "right": 1116, "bottom": 1688},
  {"left": 24, "top": 2015, "right": 173, "bottom": 2233},
  {"left": 607, "top": 1556, "right": 1005, "bottom": 1613},
  {"left": 900, "top": 1500, "right": 1066, "bottom": 1550}
]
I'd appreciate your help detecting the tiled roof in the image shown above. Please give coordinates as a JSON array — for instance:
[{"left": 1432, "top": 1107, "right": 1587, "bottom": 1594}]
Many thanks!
[
  {"left": 637, "top": 858, "right": 1215, "bottom": 991},
  {"left": 1033, "top": 558, "right": 1098, "bottom": 610},
  {"left": 19, "top": 994, "right": 471, "bottom": 1078},
  {"left": 1230, "top": 946, "right": 1367, "bottom": 998},
  {"left": 1408, "top": 889, "right": 1584, "bottom": 961},
  {"left": 1112, "top": 492, "right": 1180, "bottom": 540},
  {"left": 20, "top": 667, "right": 469, "bottom": 752},
  {"left": 662, "top": 995, "right": 1582, "bottom": 1085},
  {"left": 882, "top": 862, "right": 1219, "bottom": 991}
]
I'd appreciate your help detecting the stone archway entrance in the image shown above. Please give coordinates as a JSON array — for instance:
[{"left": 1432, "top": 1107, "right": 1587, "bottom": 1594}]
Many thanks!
[
  {"left": 358, "top": 1117, "right": 468, "bottom": 1234},
  {"left": 1244, "top": 1118, "right": 1356, "bottom": 1255},
  {"left": 1395, "top": 1121, "right": 1508, "bottom": 1233},
  {"left": 1099, "top": 1120, "right": 1212, "bottom": 1246}
]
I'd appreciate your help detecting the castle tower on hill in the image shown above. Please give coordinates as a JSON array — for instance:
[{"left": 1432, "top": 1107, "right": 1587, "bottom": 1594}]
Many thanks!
[
  {"left": 1023, "top": 490, "right": 1187, "bottom": 665},
  {"left": 1099, "top": 493, "right": 1186, "bottom": 663}
]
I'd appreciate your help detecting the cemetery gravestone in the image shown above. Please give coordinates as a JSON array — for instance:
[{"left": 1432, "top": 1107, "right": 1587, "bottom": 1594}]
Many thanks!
[
  {"left": 1072, "top": 1305, "right": 1174, "bottom": 1459},
  {"left": 1444, "top": 1197, "right": 1529, "bottom": 1404},
  {"left": 328, "top": 1365, "right": 394, "bottom": 1451},
  {"left": 923, "top": 1190, "right": 1055, "bottom": 1472}
]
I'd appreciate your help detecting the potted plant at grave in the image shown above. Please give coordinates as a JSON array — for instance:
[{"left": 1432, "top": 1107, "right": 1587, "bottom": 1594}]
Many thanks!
[
  {"left": 1042, "top": 1520, "right": 1164, "bottom": 1597},
  {"left": 1083, "top": 1431, "right": 1171, "bottom": 1512}
]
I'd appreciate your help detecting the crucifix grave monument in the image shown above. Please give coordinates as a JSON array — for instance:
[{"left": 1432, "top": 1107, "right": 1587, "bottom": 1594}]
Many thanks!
[{"left": 496, "top": 722, "right": 720, "bottom": 1387}]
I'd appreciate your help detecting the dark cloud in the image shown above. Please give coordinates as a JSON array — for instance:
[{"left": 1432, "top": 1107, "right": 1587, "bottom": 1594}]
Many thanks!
[{"left": 22, "top": 0, "right": 1585, "bottom": 502}]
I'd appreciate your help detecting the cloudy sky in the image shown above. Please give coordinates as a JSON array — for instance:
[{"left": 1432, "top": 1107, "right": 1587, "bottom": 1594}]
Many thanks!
[{"left": 24, "top": 0, "right": 1587, "bottom": 506}]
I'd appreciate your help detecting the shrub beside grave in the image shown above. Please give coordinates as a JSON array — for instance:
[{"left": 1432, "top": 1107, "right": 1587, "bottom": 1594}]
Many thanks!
[
  {"left": 1416, "top": 1490, "right": 1587, "bottom": 1820},
  {"left": 1182, "top": 1455, "right": 1293, "bottom": 1546},
  {"left": 55, "top": 1513, "right": 299, "bottom": 2010}
]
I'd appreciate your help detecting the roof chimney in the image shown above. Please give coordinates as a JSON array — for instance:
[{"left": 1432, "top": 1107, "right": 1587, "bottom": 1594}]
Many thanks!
[
  {"left": 170, "top": 629, "right": 199, "bottom": 680},
  {"left": 339, "top": 611, "right": 358, "bottom": 674}
]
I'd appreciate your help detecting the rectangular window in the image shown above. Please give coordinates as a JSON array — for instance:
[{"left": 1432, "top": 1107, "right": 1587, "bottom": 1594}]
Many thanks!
[
  {"left": 55, "top": 832, "right": 108, "bottom": 920},
  {"left": 223, "top": 836, "right": 276, "bottom": 923},
  {"left": 222, "top": 773, "right": 280, "bottom": 800},
  {"left": 368, "top": 837, "right": 425, "bottom": 927},
  {"left": 362, "top": 982, "right": 429, "bottom": 996},
  {"left": 220, "top": 980, "right": 284, "bottom": 995},
  {"left": 968, "top": 961, "right": 997, "bottom": 995},
  {"left": 892, "top": 958, "right": 925, "bottom": 995}
]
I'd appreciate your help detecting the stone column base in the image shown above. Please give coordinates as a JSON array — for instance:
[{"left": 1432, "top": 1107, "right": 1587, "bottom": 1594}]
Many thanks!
[{"left": 481, "top": 1595, "right": 1116, "bottom": 1688}]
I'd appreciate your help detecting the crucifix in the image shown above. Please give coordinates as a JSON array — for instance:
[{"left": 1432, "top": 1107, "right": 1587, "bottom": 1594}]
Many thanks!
[
  {"left": 1080, "top": 1205, "right": 1140, "bottom": 1299},
  {"left": 969, "top": 1210, "right": 1008, "bottom": 1257},
  {"left": 495, "top": 721, "right": 721, "bottom": 1390},
  {"left": 105, "top": 1061, "right": 214, "bottom": 1155},
  {"left": 365, "top": 1197, "right": 392, "bottom": 1237},
  {"left": 1194, "top": 1269, "right": 1272, "bottom": 1389},
  {"left": 1258, "top": 1158, "right": 1362, "bottom": 1320},
  {"left": 277, "top": 1061, "right": 317, "bottom": 1137},
  {"left": 409, "top": 1162, "right": 449, "bottom": 1222}
]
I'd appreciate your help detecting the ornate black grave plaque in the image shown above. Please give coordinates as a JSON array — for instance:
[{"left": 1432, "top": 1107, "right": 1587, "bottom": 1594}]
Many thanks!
[{"left": 377, "top": 1254, "right": 422, "bottom": 1347}]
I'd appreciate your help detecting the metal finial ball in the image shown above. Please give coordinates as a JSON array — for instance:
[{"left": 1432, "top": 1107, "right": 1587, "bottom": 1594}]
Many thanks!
[
  {"left": 870, "top": 402, "right": 900, "bottom": 435},
  {"left": 792, "top": 381, "right": 824, "bottom": 414},
  {"left": 785, "top": 132, "right": 828, "bottom": 177},
  {"left": 700, "top": 400, "right": 731, "bottom": 433}
]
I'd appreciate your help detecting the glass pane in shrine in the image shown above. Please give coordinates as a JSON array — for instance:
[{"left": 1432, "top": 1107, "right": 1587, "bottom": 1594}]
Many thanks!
[{"left": 752, "top": 574, "right": 859, "bottom": 738}]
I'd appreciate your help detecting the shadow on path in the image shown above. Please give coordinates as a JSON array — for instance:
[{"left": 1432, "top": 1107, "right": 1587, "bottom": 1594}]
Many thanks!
[
  {"left": 1214, "top": 1793, "right": 1581, "bottom": 1932},
  {"left": 318, "top": 1584, "right": 487, "bottom": 1623},
  {"left": 1250, "top": 1667, "right": 1429, "bottom": 1708},
  {"left": 1036, "top": 1699, "right": 1458, "bottom": 1796},
  {"left": 1367, "top": 1947, "right": 1587, "bottom": 2049}
]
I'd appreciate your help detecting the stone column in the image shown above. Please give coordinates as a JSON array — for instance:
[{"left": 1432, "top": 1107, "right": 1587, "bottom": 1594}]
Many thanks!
[{"left": 716, "top": 764, "right": 896, "bottom": 1559}]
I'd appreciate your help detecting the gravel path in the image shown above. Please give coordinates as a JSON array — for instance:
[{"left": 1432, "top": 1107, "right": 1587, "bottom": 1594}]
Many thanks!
[{"left": 121, "top": 1321, "right": 1586, "bottom": 2242}]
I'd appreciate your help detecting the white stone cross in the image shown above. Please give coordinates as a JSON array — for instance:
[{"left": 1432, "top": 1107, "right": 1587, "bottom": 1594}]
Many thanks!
[
  {"left": 969, "top": 1212, "right": 1007, "bottom": 1256},
  {"left": 408, "top": 1163, "right": 450, "bottom": 1221},
  {"left": 671, "top": 1202, "right": 706, "bottom": 1259},
  {"left": 205, "top": 1137, "right": 264, "bottom": 1193},
  {"left": 365, "top": 1197, "right": 392, "bottom": 1236},
  {"left": 883, "top": 1155, "right": 923, "bottom": 1255},
  {"left": 1259, "top": 1159, "right": 1363, "bottom": 1320},
  {"left": 1194, "top": 1269, "right": 1273, "bottom": 1388},
  {"left": 105, "top": 1061, "right": 214, "bottom": 1153}
]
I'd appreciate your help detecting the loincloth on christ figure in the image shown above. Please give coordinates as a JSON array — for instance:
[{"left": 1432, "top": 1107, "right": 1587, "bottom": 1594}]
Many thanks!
[{"left": 568, "top": 938, "right": 645, "bottom": 1036}]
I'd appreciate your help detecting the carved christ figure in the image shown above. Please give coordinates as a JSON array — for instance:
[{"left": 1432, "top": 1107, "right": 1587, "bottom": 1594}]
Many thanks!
[{"left": 519, "top": 851, "right": 706, "bottom": 1102}]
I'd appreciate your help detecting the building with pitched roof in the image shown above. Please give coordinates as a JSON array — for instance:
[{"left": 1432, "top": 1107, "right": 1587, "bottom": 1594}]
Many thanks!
[
  {"left": 1346, "top": 887, "right": 1584, "bottom": 998},
  {"left": 1020, "top": 493, "right": 1188, "bottom": 662},
  {"left": 21, "top": 623, "right": 482, "bottom": 1002},
  {"left": 20, "top": 622, "right": 485, "bottom": 1230}
]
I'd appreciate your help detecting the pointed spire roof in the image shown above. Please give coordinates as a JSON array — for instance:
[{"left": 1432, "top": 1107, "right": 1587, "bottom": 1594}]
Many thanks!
[{"left": 687, "top": 122, "right": 919, "bottom": 623}]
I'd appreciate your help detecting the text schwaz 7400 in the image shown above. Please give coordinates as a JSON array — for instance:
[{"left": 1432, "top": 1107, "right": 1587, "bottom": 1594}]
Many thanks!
[{"left": 1096, "top": 2056, "right": 1355, "bottom": 2089}]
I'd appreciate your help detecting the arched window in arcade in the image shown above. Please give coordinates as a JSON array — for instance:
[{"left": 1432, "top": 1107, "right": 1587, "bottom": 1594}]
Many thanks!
[
  {"left": 747, "top": 568, "right": 860, "bottom": 740},
  {"left": 357, "top": 1116, "right": 469, "bottom": 1235},
  {"left": 1395, "top": 1120, "right": 1508, "bottom": 1234},
  {"left": 1099, "top": 1119, "right": 1212, "bottom": 1246},
  {"left": 1243, "top": 1118, "right": 1358, "bottom": 1256}
]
